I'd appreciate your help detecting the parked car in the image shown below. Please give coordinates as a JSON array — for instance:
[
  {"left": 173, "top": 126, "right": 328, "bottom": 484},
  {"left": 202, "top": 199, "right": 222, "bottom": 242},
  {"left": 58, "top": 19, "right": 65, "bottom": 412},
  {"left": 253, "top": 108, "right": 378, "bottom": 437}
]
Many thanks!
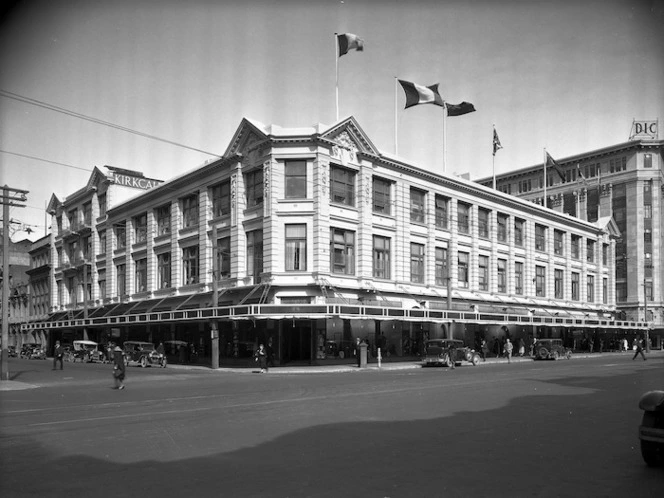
[
  {"left": 534, "top": 339, "right": 572, "bottom": 360},
  {"left": 8, "top": 345, "right": 17, "bottom": 357},
  {"left": 19, "top": 343, "right": 46, "bottom": 360},
  {"left": 422, "top": 339, "right": 481, "bottom": 367},
  {"left": 70, "top": 340, "right": 108, "bottom": 363},
  {"left": 123, "top": 341, "right": 167, "bottom": 368},
  {"left": 638, "top": 390, "right": 664, "bottom": 467}
]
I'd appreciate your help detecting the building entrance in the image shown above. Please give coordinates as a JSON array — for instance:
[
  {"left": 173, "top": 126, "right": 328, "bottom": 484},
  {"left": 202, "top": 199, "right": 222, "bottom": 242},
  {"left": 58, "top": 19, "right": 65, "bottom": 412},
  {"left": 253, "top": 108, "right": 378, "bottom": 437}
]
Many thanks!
[{"left": 280, "top": 320, "right": 312, "bottom": 363}]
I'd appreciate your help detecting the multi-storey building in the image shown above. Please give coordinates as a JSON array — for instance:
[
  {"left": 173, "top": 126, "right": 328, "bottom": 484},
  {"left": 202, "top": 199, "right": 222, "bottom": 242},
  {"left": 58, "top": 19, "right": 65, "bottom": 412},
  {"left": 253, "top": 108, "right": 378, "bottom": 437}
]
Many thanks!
[
  {"left": 478, "top": 133, "right": 663, "bottom": 342},
  {"left": 23, "top": 117, "right": 650, "bottom": 366}
]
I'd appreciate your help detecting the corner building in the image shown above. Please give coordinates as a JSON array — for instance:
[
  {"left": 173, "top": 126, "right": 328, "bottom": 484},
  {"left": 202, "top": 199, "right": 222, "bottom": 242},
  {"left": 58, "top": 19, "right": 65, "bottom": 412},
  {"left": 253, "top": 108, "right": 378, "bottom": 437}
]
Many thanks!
[{"left": 24, "top": 117, "right": 648, "bottom": 366}]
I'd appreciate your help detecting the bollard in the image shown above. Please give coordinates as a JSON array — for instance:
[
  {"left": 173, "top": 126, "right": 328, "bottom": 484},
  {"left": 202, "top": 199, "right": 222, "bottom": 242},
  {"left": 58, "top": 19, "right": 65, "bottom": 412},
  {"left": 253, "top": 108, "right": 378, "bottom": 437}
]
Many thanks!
[
  {"left": 359, "top": 341, "right": 368, "bottom": 368},
  {"left": 377, "top": 347, "right": 382, "bottom": 368}
]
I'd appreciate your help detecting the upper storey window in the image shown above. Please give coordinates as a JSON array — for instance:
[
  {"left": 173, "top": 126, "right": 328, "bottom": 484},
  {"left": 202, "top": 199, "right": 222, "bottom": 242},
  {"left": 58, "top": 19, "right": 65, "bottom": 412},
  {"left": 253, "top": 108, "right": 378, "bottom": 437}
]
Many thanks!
[
  {"left": 372, "top": 177, "right": 391, "bottom": 215},
  {"left": 285, "top": 160, "right": 307, "bottom": 199},
  {"left": 245, "top": 169, "right": 264, "bottom": 208},
  {"left": 181, "top": 194, "right": 199, "bottom": 228},
  {"left": 410, "top": 188, "right": 426, "bottom": 224},
  {"left": 330, "top": 165, "right": 355, "bottom": 207},
  {"left": 211, "top": 181, "right": 231, "bottom": 218}
]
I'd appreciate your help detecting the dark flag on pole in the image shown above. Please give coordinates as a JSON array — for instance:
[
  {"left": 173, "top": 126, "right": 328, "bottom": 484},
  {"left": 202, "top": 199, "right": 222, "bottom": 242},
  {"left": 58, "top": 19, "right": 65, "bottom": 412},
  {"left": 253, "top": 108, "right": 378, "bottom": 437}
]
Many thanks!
[
  {"left": 546, "top": 151, "right": 566, "bottom": 182},
  {"left": 493, "top": 127, "right": 503, "bottom": 156},
  {"left": 445, "top": 101, "right": 476, "bottom": 116}
]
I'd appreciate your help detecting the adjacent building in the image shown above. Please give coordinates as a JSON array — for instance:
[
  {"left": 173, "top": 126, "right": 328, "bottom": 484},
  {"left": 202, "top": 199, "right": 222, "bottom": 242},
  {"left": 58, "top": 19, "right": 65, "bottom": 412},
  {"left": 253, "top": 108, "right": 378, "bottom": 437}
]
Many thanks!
[{"left": 22, "top": 117, "right": 650, "bottom": 366}]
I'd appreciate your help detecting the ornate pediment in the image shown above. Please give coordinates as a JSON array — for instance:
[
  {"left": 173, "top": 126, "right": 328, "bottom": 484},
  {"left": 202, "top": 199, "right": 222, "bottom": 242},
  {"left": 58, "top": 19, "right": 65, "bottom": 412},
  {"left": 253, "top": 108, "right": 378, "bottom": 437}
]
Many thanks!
[
  {"left": 224, "top": 118, "right": 269, "bottom": 158},
  {"left": 321, "top": 116, "right": 378, "bottom": 158}
]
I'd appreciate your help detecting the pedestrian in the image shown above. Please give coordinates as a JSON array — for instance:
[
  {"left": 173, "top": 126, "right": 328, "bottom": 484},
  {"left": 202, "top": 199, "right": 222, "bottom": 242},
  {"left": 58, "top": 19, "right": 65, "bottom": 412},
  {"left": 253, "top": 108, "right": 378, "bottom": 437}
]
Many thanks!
[
  {"left": 504, "top": 338, "right": 513, "bottom": 364},
  {"left": 255, "top": 343, "right": 268, "bottom": 373},
  {"left": 518, "top": 338, "right": 525, "bottom": 357},
  {"left": 480, "top": 339, "right": 488, "bottom": 362},
  {"left": 530, "top": 337, "right": 537, "bottom": 357},
  {"left": 112, "top": 345, "right": 126, "bottom": 389},
  {"left": 447, "top": 341, "right": 457, "bottom": 369},
  {"left": 267, "top": 338, "right": 275, "bottom": 368},
  {"left": 157, "top": 342, "right": 165, "bottom": 355},
  {"left": 52, "top": 341, "right": 64, "bottom": 370},
  {"left": 622, "top": 338, "right": 628, "bottom": 352},
  {"left": 493, "top": 338, "right": 501, "bottom": 358},
  {"left": 632, "top": 337, "right": 647, "bottom": 361}
]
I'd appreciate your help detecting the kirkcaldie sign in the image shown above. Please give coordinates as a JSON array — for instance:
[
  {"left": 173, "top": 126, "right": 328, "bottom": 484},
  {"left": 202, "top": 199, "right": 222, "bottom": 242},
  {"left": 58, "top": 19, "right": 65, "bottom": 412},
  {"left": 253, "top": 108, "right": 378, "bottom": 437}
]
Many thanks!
[
  {"left": 110, "top": 172, "right": 162, "bottom": 190},
  {"left": 629, "top": 120, "right": 658, "bottom": 140}
]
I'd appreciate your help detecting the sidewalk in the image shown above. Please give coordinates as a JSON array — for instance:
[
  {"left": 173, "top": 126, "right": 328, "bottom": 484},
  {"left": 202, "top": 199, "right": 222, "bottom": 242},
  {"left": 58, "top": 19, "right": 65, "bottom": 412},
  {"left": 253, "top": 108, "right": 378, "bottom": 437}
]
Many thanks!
[{"left": 1, "top": 349, "right": 660, "bottom": 391}]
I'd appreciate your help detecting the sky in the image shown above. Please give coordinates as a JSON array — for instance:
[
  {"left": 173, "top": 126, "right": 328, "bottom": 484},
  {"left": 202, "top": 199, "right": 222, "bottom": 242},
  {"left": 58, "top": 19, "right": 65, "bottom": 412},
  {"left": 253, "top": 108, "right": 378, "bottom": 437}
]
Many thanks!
[{"left": 1, "top": 0, "right": 663, "bottom": 241}]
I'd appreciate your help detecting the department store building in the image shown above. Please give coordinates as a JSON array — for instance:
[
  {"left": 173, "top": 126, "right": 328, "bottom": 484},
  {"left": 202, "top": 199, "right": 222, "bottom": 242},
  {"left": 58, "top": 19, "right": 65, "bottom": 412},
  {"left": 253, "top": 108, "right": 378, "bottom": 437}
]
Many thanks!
[{"left": 22, "top": 117, "right": 650, "bottom": 366}]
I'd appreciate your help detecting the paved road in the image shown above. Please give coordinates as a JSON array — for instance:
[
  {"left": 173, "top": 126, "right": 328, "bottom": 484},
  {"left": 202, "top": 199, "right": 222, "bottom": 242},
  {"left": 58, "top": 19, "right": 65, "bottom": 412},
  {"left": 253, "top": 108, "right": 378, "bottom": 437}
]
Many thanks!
[{"left": 1, "top": 352, "right": 662, "bottom": 497}]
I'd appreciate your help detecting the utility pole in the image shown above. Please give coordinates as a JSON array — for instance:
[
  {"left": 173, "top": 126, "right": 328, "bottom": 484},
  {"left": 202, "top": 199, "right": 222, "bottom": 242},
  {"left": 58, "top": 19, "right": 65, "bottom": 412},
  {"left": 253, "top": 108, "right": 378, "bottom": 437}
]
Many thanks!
[
  {"left": 210, "top": 224, "right": 219, "bottom": 369},
  {"left": 644, "top": 275, "right": 650, "bottom": 353},
  {"left": 1, "top": 185, "right": 29, "bottom": 381}
]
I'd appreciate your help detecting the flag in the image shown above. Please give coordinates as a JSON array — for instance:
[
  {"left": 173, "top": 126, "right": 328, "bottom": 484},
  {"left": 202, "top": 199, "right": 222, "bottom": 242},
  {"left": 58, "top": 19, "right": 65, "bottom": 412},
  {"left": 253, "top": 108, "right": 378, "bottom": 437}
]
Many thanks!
[
  {"left": 577, "top": 163, "right": 587, "bottom": 184},
  {"left": 493, "top": 127, "right": 503, "bottom": 156},
  {"left": 337, "top": 33, "right": 364, "bottom": 56},
  {"left": 446, "top": 101, "right": 476, "bottom": 116},
  {"left": 398, "top": 79, "right": 444, "bottom": 109},
  {"left": 546, "top": 152, "right": 566, "bottom": 182}
]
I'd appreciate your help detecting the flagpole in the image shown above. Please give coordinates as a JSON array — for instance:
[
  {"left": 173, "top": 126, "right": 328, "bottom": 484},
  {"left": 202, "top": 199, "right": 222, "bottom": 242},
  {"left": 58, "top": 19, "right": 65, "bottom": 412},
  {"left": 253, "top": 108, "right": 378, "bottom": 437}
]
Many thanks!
[
  {"left": 443, "top": 103, "right": 447, "bottom": 173},
  {"left": 492, "top": 125, "right": 496, "bottom": 189},
  {"left": 335, "top": 33, "right": 339, "bottom": 122},
  {"left": 543, "top": 148, "right": 547, "bottom": 207},
  {"left": 395, "top": 77, "right": 398, "bottom": 155}
]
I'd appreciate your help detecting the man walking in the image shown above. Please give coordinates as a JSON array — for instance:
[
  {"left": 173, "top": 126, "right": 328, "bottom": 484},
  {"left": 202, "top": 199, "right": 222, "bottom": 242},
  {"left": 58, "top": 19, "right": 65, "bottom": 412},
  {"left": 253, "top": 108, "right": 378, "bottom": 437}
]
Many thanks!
[
  {"left": 632, "top": 337, "right": 647, "bottom": 361},
  {"left": 447, "top": 342, "right": 457, "bottom": 370},
  {"left": 112, "top": 344, "right": 126, "bottom": 389},
  {"left": 504, "top": 338, "right": 513, "bottom": 364},
  {"left": 52, "top": 341, "right": 64, "bottom": 370}
]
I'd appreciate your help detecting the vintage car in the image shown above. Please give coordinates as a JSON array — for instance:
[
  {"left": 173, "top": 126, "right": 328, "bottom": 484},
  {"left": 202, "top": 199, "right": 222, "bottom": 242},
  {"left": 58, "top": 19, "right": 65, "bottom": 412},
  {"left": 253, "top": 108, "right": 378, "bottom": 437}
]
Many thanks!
[
  {"left": 123, "top": 341, "right": 167, "bottom": 368},
  {"left": 70, "top": 340, "right": 108, "bottom": 363},
  {"left": 19, "top": 343, "right": 46, "bottom": 360},
  {"left": 638, "top": 390, "right": 664, "bottom": 467},
  {"left": 422, "top": 339, "right": 481, "bottom": 367},
  {"left": 534, "top": 339, "right": 572, "bottom": 360}
]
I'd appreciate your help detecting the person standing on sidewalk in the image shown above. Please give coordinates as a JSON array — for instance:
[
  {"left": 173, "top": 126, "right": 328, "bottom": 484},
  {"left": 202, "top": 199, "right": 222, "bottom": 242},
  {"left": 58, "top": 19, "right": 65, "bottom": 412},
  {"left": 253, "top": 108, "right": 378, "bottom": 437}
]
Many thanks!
[
  {"left": 52, "top": 341, "right": 64, "bottom": 370},
  {"left": 112, "top": 345, "right": 126, "bottom": 389},
  {"left": 480, "top": 339, "right": 488, "bottom": 362},
  {"left": 632, "top": 337, "right": 647, "bottom": 361},
  {"left": 447, "top": 341, "right": 457, "bottom": 369},
  {"left": 504, "top": 338, "right": 513, "bottom": 364},
  {"left": 255, "top": 343, "right": 268, "bottom": 373}
]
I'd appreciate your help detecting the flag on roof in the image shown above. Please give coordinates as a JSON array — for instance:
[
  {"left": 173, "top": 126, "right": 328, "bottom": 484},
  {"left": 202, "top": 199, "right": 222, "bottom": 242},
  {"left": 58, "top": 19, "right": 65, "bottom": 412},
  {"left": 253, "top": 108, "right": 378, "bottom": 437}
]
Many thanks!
[
  {"left": 446, "top": 101, "right": 476, "bottom": 116},
  {"left": 546, "top": 152, "right": 566, "bottom": 182},
  {"left": 337, "top": 33, "right": 364, "bottom": 56},
  {"left": 398, "top": 79, "right": 444, "bottom": 109},
  {"left": 493, "top": 127, "right": 503, "bottom": 156},
  {"left": 577, "top": 163, "right": 587, "bottom": 184}
]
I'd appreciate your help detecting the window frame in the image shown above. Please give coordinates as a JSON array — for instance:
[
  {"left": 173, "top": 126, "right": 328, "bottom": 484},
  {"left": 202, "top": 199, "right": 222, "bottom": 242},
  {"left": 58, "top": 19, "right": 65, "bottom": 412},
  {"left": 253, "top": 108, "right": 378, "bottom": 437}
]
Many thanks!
[
  {"left": 330, "top": 165, "right": 356, "bottom": 207},
  {"left": 373, "top": 235, "right": 391, "bottom": 279},
  {"left": 182, "top": 246, "right": 200, "bottom": 285},
  {"left": 372, "top": 177, "right": 392, "bottom": 215},
  {"left": 410, "top": 242, "right": 425, "bottom": 284},
  {"left": 330, "top": 228, "right": 355, "bottom": 275},
  {"left": 285, "top": 160, "right": 307, "bottom": 199},
  {"left": 285, "top": 224, "right": 307, "bottom": 272}
]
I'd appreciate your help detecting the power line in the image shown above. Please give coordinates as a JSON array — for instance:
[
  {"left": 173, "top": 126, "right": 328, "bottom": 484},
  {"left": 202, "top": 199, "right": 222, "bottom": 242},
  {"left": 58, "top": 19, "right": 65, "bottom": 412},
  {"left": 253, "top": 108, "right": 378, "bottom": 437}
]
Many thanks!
[
  {"left": 0, "top": 149, "right": 92, "bottom": 172},
  {"left": 0, "top": 89, "right": 223, "bottom": 158}
]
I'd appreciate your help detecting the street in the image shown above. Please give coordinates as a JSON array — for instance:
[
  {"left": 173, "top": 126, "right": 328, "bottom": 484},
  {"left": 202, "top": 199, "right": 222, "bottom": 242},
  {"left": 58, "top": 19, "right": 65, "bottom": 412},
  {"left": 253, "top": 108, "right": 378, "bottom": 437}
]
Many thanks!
[{"left": 1, "top": 353, "right": 663, "bottom": 497}]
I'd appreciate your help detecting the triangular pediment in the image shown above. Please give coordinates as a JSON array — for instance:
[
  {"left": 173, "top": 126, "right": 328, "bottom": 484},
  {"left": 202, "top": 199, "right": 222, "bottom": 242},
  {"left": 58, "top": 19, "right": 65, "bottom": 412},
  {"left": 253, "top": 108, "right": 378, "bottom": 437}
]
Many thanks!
[
  {"left": 46, "top": 194, "right": 62, "bottom": 215},
  {"left": 86, "top": 166, "right": 111, "bottom": 191},
  {"left": 595, "top": 216, "right": 621, "bottom": 239},
  {"left": 320, "top": 116, "right": 379, "bottom": 157},
  {"left": 224, "top": 118, "right": 269, "bottom": 158}
]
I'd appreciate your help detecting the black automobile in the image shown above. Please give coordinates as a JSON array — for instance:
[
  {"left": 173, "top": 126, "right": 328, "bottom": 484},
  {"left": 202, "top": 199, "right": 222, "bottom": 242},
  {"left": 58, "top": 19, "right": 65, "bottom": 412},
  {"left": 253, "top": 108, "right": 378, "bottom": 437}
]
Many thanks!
[
  {"left": 638, "top": 390, "right": 664, "bottom": 467},
  {"left": 422, "top": 339, "right": 481, "bottom": 367},
  {"left": 19, "top": 343, "right": 46, "bottom": 360},
  {"left": 123, "top": 341, "right": 167, "bottom": 368},
  {"left": 533, "top": 339, "right": 572, "bottom": 360}
]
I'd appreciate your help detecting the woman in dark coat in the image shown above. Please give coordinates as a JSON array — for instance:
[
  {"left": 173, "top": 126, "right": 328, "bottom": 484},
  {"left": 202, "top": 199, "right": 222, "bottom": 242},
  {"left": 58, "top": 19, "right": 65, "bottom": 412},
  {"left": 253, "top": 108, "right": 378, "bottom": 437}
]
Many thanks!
[
  {"left": 255, "top": 344, "right": 268, "bottom": 373},
  {"left": 112, "top": 345, "right": 126, "bottom": 389}
]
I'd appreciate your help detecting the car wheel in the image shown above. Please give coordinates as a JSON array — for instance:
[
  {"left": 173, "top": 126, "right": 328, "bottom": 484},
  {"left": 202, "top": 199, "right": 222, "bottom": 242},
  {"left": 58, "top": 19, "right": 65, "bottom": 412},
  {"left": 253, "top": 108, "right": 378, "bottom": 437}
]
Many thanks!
[
  {"left": 471, "top": 354, "right": 480, "bottom": 366},
  {"left": 538, "top": 347, "right": 549, "bottom": 359},
  {"left": 140, "top": 356, "right": 148, "bottom": 368},
  {"left": 640, "top": 412, "right": 661, "bottom": 467}
]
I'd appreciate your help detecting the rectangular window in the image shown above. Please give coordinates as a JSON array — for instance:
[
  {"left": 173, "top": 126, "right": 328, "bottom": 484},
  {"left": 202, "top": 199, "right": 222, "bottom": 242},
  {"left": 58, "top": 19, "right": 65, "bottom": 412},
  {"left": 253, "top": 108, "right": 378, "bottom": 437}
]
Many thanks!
[
  {"left": 372, "top": 177, "right": 391, "bottom": 215},
  {"left": 602, "top": 244, "right": 608, "bottom": 265},
  {"left": 497, "top": 213, "right": 508, "bottom": 242},
  {"left": 458, "top": 203, "right": 470, "bottom": 234},
  {"left": 586, "top": 239, "right": 595, "bottom": 263},
  {"left": 330, "top": 228, "right": 355, "bottom": 275},
  {"left": 82, "top": 202, "right": 92, "bottom": 226},
  {"left": 514, "top": 262, "right": 523, "bottom": 294},
  {"left": 182, "top": 246, "right": 199, "bottom": 285},
  {"left": 115, "top": 224, "right": 126, "bottom": 250},
  {"left": 478, "top": 255, "right": 489, "bottom": 291},
  {"left": 609, "top": 156, "right": 626, "bottom": 173},
  {"left": 410, "top": 243, "right": 425, "bottom": 283},
  {"left": 645, "top": 281, "right": 653, "bottom": 302},
  {"left": 156, "top": 204, "right": 171, "bottom": 236},
  {"left": 216, "top": 237, "right": 231, "bottom": 279},
  {"left": 285, "top": 224, "right": 307, "bottom": 271},
  {"left": 82, "top": 235, "right": 91, "bottom": 261},
  {"left": 458, "top": 252, "right": 469, "bottom": 288},
  {"left": 644, "top": 205, "right": 652, "bottom": 219},
  {"left": 616, "top": 282, "right": 627, "bottom": 302},
  {"left": 571, "top": 235, "right": 580, "bottom": 259},
  {"left": 554, "top": 230, "right": 564, "bottom": 256},
  {"left": 285, "top": 160, "right": 307, "bottom": 199},
  {"left": 211, "top": 181, "right": 231, "bottom": 217},
  {"left": 373, "top": 236, "right": 391, "bottom": 279},
  {"left": 435, "top": 247, "right": 448, "bottom": 286},
  {"left": 587, "top": 275, "right": 595, "bottom": 303},
  {"left": 157, "top": 252, "right": 171, "bottom": 289},
  {"left": 98, "top": 193, "right": 107, "bottom": 218},
  {"left": 644, "top": 153, "right": 652, "bottom": 168},
  {"left": 181, "top": 195, "right": 199, "bottom": 228},
  {"left": 116, "top": 264, "right": 126, "bottom": 296},
  {"left": 134, "top": 213, "right": 147, "bottom": 243},
  {"left": 410, "top": 188, "right": 426, "bottom": 224},
  {"left": 497, "top": 259, "right": 507, "bottom": 293},
  {"left": 435, "top": 195, "right": 449, "bottom": 229},
  {"left": 535, "top": 265, "right": 546, "bottom": 297},
  {"left": 571, "top": 272, "right": 580, "bottom": 301},
  {"left": 98, "top": 269, "right": 106, "bottom": 300},
  {"left": 245, "top": 169, "right": 264, "bottom": 207},
  {"left": 535, "top": 224, "right": 546, "bottom": 252},
  {"left": 554, "top": 269, "right": 564, "bottom": 299},
  {"left": 247, "top": 230, "right": 264, "bottom": 281},
  {"left": 135, "top": 258, "right": 147, "bottom": 293},
  {"left": 603, "top": 278, "right": 608, "bottom": 304},
  {"left": 478, "top": 209, "right": 490, "bottom": 239},
  {"left": 330, "top": 165, "right": 355, "bottom": 206},
  {"left": 514, "top": 219, "right": 524, "bottom": 247},
  {"left": 67, "top": 209, "right": 78, "bottom": 231}
]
